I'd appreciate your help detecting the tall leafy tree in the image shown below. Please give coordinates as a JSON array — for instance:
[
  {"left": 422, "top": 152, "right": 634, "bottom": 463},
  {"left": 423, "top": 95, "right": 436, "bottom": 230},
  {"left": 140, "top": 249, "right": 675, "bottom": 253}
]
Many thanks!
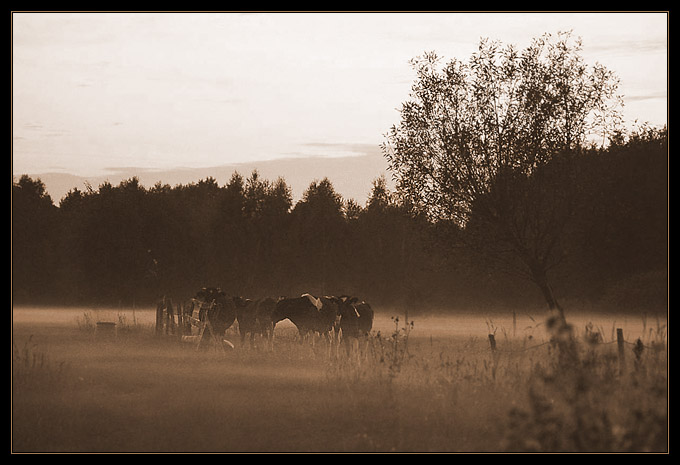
[
  {"left": 382, "top": 32, "right": 623, "bottom": 328},
  {"left": 241, "top": 170, "right": 292, "bottom": 295},
  {"left": 291, "top": 178, "right": 345, "bottom": 294},
  {"left": 12, "top": 175, "right": 58, "bottom": 301}
]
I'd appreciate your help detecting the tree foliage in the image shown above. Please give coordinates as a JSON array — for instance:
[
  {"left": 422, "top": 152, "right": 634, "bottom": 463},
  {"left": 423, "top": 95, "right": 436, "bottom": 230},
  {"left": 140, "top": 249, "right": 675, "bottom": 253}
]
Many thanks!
[
  {"left": 11, "top": 124, "right": 666, "bottom": 315},
  {"left": 382, "top": 32, "right": 626, "bottom": 320}
]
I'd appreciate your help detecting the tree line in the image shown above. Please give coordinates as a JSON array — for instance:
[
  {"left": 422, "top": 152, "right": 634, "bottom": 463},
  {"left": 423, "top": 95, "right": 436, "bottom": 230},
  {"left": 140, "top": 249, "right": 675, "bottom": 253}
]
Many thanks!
[{"left": 12, "top": 126, "right": 667, "bottom": 314}]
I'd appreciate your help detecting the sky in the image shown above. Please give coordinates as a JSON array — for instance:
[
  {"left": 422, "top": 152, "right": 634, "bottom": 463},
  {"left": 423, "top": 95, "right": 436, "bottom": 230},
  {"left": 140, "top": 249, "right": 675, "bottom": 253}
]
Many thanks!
[{"left": 11, "top": 12, "right": 668, "bottom": 203}]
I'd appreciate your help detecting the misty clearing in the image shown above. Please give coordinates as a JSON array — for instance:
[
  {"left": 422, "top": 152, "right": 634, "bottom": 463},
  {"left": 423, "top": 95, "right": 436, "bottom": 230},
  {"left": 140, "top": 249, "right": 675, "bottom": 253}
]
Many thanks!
[{"left": 12, "top": 306, "right": 667, "bottom": 452}]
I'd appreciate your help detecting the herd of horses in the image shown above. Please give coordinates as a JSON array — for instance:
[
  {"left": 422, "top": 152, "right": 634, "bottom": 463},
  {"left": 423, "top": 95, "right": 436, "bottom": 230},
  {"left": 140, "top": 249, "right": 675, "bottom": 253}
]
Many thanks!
[{"left": 185, "top": 287, "right": 374, "bottom": 353}]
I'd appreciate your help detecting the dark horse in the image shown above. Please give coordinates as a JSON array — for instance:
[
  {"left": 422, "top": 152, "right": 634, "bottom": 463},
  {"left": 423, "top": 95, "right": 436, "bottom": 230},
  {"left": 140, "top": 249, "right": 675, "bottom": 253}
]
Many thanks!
[
  {"left": 272, "top": 294, "right": 340, "bottom": 343},
  {"left": 336, "top": 296, "right": 374, "bottom": 355},
  {"left": 190, "top": 287, "right": 237, "bottom": 341},
  {"left": 235, "top": 297, "right": 278, "bottom": 348}
]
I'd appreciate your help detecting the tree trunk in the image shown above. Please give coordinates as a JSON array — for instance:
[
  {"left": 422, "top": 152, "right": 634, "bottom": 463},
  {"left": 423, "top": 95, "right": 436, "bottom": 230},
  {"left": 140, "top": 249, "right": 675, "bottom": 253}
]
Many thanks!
[
  {"left": 529, "top": 262, "right": 568, "bottom": 328},
  {"left": 529, "top": 261, "right": 578, "bottom": 366}
]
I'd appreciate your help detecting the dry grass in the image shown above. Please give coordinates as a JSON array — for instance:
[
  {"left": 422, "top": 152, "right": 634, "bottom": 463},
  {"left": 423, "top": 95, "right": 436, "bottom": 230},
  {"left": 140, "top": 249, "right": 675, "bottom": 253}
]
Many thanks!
[{"left": 12, "top": 308, "right": 667, "bottom": 453}]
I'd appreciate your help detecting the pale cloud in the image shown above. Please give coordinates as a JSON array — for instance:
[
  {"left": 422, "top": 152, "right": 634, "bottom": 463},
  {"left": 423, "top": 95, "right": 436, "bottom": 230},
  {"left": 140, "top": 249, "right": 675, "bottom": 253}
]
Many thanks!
[
  {"left": 587, "top": 37, "right": 667, "bottom": 56},
  {"left": 624, "top": 91, "right": 668, "bottom": 103}
]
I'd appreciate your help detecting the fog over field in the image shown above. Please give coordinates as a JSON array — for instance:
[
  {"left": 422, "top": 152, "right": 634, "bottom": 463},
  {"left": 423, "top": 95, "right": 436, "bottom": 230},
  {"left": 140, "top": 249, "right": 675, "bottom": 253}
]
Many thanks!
[
  {"left": 12, "top": 305, "right": 667, "bottom": 453},
  {"left": 12, "top": 305, "right": 665, "bottom": 342}
]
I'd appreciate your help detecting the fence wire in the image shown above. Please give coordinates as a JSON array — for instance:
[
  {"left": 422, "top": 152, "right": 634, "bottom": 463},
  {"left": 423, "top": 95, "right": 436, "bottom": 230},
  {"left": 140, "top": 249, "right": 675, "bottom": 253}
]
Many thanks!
[{"left": 459, "top": 336, "right": 665, "bottom": 355}]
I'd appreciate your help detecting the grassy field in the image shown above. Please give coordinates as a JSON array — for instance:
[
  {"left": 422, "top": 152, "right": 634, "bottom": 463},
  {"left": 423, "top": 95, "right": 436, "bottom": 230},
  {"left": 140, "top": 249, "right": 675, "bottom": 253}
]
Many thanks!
[{"left": 12, "top": 306, "right": 668, "bottom": 453}]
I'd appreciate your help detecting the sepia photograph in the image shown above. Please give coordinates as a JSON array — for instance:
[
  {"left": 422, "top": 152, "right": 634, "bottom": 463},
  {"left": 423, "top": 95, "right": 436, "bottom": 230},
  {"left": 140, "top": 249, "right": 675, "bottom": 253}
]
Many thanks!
[{"left": 11, "top": 11, "right": 668, "bottom": 453}]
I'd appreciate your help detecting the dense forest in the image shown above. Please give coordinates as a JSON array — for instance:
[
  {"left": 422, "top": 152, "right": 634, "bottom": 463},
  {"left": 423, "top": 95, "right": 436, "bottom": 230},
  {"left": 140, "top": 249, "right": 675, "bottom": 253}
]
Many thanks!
[{"left": 12, "top": 127, "right": 667, "bottom": 315}]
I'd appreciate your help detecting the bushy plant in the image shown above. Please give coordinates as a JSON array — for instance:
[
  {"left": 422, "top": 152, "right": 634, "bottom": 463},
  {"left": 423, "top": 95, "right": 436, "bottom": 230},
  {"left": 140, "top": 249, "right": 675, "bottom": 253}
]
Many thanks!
[{"left": 502, "top": 338, "right": 667, "bottom": 452}]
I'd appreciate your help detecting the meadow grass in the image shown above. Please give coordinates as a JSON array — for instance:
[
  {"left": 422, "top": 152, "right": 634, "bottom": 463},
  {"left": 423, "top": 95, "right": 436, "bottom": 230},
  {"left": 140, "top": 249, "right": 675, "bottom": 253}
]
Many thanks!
[{"left": 12, "top": 309, "right": 667, "bottom": 453}]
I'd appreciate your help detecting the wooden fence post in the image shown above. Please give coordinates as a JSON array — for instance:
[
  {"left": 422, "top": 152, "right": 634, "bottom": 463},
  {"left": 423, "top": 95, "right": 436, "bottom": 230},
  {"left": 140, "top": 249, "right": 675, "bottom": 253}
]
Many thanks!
[
  {"left": 177, "top": 301, "right": 183, "bottom": 337},
  {"left": 155, "top": 298, "right": 164, "bottom": 336},
  {"left": 166, "top": 299, "right": 175, "bottom": 335},
  {"left": 488, "top": 333, "right": 499, "bottom": 380},
  {"left": 617, "top": 328, "right": 625, "bottom": 374},
  {"left": 633, "top": 338, "right": 644, "bottom": 368},
  {"left": 488, "top": 334, "right": 497, "bottom": 352}
]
